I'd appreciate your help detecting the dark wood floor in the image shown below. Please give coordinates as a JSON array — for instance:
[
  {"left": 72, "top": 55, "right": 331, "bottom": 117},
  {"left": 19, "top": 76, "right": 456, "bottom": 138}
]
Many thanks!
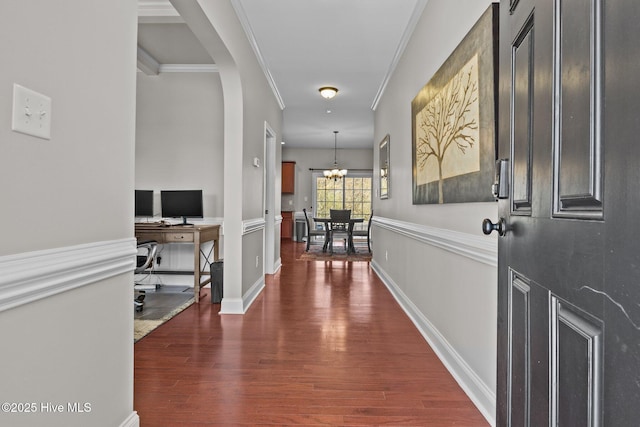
[{"left": 134, "top": 240, "right": 489, "bottom": 426}]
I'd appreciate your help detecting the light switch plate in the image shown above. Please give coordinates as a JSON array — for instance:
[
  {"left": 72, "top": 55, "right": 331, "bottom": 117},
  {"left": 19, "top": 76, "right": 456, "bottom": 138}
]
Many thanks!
[{"left": 12, "top": 84, "right": 52, "bottom": 140}]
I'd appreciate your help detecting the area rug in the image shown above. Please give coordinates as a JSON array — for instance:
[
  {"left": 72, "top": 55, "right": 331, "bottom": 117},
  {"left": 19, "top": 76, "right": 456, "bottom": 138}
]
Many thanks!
[
  {"left": 134, "top": 292, "right": 194, "bottom": 342},
  {"left": 297, "top": 244, "right": 371, "bottom": 262}
]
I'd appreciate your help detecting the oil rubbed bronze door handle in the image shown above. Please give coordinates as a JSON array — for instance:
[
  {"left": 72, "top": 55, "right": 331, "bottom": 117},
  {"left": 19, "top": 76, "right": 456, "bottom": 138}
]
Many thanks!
[{"left": 482, "top": 218, "right": 506, "bottom": 237}]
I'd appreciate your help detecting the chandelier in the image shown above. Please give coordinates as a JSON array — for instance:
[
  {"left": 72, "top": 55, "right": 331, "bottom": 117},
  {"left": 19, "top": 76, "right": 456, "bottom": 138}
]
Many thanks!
[{"left": 324, "top": 131, "right": 348, "bottom": 181}]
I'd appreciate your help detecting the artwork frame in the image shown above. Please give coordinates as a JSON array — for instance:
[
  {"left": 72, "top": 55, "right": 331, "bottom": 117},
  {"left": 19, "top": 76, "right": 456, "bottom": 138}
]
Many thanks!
[
  {"left": 411, "top": 4, "right": 498, "bottom": 205},
  {"left": 379, "top": 134, "right": 390, "bottom": 199}
]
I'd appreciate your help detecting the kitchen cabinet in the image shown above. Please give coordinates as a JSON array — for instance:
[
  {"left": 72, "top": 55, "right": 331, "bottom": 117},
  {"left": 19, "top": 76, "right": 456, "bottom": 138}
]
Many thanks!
[
  {"left": 282, "top": 161, "right": 295, "bottom": 194},
  {"left": 281, "top": 211, "right": 293, "bottom": 239}
]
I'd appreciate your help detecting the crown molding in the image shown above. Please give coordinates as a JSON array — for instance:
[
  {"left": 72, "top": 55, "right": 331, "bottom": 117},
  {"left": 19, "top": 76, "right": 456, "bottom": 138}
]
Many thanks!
[
  {"left": 137, "top": 46, "right": 217, "bottom": 74},
  {"left": 371, "top": 0, "right": 429, "bottom": 110},
  {"left": 159, "top": 64, "right": 219, "bottom": 73},
  {"left": 138, "top": 0, "right": 183, "bottom": 23},
  {"left": 230, "top": 0, "right": 286, "bottom": 110}
]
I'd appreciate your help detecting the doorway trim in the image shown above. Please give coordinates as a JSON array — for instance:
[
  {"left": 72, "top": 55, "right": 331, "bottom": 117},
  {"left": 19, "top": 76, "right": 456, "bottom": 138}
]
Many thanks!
[{"left": 263, "top": 121, "right": 278, "bottom": 274}]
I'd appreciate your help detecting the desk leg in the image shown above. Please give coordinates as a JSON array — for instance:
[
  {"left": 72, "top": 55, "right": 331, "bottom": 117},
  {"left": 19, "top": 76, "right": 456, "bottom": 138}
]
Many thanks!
[{"left": 194, "top": 231, "right": 201, "bottom": 303}]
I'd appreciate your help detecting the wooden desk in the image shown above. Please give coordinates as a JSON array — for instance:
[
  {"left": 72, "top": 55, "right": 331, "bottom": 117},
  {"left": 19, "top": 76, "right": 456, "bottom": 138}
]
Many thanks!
[
  {"left": 313, "top": 217, "right": 363, "bottom": 253},
  {"left": 135, "top": 223, "right": 220, "bottom": 303}
]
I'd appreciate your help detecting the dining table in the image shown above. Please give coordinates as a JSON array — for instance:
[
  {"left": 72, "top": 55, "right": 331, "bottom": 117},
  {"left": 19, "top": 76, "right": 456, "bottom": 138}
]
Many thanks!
[{"left": 313, "top": 217, "right": 364, "bottom": 253}]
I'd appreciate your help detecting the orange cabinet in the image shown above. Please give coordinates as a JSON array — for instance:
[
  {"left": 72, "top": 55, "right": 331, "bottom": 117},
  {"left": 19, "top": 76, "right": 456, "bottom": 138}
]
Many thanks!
[
  {"left": 282, "top": 161, "right": 295, "bottom": 194},
  {"left": 281, "top": 211, "right": 293, "bottom": 239}
]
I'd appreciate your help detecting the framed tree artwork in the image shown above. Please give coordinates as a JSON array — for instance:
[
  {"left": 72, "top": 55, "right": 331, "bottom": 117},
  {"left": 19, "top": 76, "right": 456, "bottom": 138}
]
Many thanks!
[{"left": 411, "top": 4, "right": 498, "bottom": 204}]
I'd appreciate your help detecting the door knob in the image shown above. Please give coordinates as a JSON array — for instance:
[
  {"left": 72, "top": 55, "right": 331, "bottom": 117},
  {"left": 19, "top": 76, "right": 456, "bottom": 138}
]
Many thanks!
[{"left": 482, "top": 218, "right": 506, "bottom": 236}]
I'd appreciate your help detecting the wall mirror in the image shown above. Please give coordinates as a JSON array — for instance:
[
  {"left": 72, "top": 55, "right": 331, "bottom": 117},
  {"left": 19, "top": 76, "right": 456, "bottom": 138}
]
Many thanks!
[{"left": 379, "top": 134, "right": 390, "bottom": 199}]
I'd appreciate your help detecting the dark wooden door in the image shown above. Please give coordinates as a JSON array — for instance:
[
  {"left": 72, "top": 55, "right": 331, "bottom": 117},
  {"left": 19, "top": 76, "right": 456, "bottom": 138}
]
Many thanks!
[{"left": 495, "top": 0, "right": 640, "bottom": 425}]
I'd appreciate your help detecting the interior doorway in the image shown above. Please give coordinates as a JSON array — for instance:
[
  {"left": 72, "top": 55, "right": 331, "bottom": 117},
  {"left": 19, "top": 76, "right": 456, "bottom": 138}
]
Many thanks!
[{"left": 263, "top": 122, "right": 277, "bottom": 274}]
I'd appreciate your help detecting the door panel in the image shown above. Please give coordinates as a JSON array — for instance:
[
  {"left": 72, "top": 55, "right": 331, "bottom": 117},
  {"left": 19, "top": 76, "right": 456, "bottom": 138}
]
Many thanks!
[
  {"left": 511, "top": 20, "right": 533, "bottom": 215},
  {"left": 552, "top": 298, "right": 603, "bottom": 426},
  {"left": 553, "top": 0, "right": 604, "bottom": 218},
  {"left": 508, "top": 273, "right": 530, "bottom": 427},
  {"left": 497, "top": 0, "right": 620, "bottom": 425}
]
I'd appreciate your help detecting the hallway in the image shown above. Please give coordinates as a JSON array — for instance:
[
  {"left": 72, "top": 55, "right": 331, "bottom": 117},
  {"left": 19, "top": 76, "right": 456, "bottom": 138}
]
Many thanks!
[{"left": 134, "top": 241, "right": 489, "bottom": 426}]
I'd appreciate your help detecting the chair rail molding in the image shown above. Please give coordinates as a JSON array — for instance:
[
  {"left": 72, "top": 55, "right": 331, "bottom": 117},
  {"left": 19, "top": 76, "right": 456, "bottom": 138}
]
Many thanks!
[
  {"left": 0, "top": 239, "right": 137, "bottom": 313},
  {"left": 243, "top": 217, "right": 266, "bottom": 235},
  {"left": 372, "top": 216, "right": 497, "bottom": 267}
]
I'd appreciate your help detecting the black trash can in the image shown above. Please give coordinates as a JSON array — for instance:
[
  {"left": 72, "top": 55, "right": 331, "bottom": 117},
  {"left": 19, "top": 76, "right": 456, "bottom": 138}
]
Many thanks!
[
  {"left": 210, "top": 260, "right": 223, "bottom": 304},
  {"left": 295, "top": 219, "right": 306, "bottom": 242}
]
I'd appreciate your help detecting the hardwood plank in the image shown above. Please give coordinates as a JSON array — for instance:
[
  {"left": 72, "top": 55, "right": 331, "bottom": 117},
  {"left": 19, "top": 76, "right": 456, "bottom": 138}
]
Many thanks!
[{"left": 134, "top": 240, "right": 489, "bottom": 426}]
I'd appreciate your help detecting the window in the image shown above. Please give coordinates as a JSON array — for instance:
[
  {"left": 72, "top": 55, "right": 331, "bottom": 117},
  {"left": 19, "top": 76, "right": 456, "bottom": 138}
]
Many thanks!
[{"left": 312, "top": 172, "right": 372, "bottom": 230}]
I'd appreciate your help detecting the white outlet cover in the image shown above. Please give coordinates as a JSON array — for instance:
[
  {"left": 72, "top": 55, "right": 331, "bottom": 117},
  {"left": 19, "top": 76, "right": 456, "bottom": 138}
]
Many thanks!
[{"left": 12, "top": 84, "right": 52, "bottom": 140}]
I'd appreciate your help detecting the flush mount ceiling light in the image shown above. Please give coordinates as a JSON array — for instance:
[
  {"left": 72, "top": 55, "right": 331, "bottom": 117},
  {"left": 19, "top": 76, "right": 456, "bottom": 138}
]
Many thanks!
[
  {"left": 323, "top": 131, "right": 347, "bottom": 181},
  {"left": 319, "top": 86, "right": 338, "bottom": 99}
]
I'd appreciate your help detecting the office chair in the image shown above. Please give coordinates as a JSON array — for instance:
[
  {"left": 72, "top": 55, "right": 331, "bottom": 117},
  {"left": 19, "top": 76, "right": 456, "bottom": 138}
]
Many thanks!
[
  {"left": 351, "top": 210, "right": 373, "bottom": 253},
  {"left": 134, "top": 240, "right": 158, "bottom": 312},
  {"left": 303, "top": 208, "right": 326, "bottom": 251},
  {"left": 329, "top": 209, "right": 352, "bottom": 254}
]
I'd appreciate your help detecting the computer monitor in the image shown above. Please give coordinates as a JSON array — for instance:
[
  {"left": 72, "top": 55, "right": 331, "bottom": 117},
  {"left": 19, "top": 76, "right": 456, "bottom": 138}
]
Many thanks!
[
  {"left": 161, "top": 190, "right": 203, "bottom": 225},
  {"left": 135, "top": 190, "right": 154, "bottom": 217}
]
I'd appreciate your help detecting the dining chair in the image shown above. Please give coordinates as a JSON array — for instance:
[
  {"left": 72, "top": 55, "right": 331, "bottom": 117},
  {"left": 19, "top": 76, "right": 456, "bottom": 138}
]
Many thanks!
[
  {"left": 303, "top": 208, "right": 326, "bottom": 251},
  {"left": 329, "top": 209, "right": 352, "bottom": 254},
  {"left": 351, "top": 210, "right": 373, "bottom": 253}
]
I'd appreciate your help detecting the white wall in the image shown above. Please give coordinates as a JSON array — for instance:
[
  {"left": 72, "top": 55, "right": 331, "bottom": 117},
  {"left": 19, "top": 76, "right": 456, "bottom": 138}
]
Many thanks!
[
  {"left": 282, "top": 147, "right": 374, "bottom": 213},
  {"left": 0, "top": 1, "right": 138, "bottom": 426},
  {"left": 136, "top": 72, "right": 224, "bottom": 218},
  {"left": 135, "top": 72, "right": 224, "bottom": 278},
  {"left": 372, "top": 0, "right": 498, "bottom": 423}
]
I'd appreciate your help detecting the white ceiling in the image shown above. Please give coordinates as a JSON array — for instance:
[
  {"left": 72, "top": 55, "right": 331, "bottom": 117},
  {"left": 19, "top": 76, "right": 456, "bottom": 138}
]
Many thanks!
[{"left": 137, "top": 0, "right": 426, "bottom": 149}]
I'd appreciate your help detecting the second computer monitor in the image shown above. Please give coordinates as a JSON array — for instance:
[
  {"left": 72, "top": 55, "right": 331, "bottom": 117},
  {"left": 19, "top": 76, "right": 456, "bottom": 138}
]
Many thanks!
[
  {"left": 160, "top": 190, "right": 203, "bottom": 225},
  {"left": 135, "top": 190, "right": 154, "bottom": 217}
]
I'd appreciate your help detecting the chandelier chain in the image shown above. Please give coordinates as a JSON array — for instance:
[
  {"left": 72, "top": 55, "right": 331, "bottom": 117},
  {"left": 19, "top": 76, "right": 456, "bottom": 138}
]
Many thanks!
[{"left": 323, "top": 130, "right": 347, "bottom": 181}]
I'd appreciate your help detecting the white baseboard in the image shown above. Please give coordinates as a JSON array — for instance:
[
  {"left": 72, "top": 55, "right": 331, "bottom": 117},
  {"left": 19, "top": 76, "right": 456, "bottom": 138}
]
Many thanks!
[
  {"left": 273, "top": 257, "right": 282, "bottom": 273},
  {"left": 371, "top": 259, "right": 496, "bottom": 426},
  {"left": 218, "top": 275, "right": 264, "bottom": 314},
  {"left": 119, "top": 411, "right": 140, "bottom": 427},
  {"left": 243, "top": 276, "right": 264, "bottom": 312},
  {"left": 219, "top": 297, "right": 244, "bottom": 314}
]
